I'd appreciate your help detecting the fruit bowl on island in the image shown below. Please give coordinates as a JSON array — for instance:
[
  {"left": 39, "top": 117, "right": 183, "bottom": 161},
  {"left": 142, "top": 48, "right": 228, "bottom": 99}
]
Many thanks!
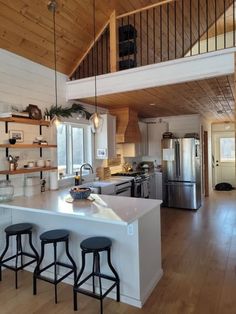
[{"left": 70, "top": 187, "right": 91, "bottom": 200}]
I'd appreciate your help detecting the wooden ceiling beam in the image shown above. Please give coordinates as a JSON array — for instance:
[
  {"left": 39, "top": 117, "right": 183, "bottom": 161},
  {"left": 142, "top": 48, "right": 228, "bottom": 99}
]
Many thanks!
[{"left": 117, "top": 0, "right": 177, "bottom": 19}]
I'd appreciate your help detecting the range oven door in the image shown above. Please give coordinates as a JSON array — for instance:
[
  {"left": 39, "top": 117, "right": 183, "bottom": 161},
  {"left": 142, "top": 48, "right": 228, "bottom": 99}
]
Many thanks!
[
  {"left": 134, "top": 181, "right": 142, "bottom": 197},
  {"left": 116, "top": 187, "right": 131, "bottom": 197},
  {"left": 115, "top": 181, "right": 132, "bottom": 197}
]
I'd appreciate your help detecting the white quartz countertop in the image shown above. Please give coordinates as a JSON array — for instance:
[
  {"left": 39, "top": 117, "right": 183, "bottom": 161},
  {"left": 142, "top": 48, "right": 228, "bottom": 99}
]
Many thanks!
[{"left": 0, "top": 189, "right": 162, "bottom": 226}]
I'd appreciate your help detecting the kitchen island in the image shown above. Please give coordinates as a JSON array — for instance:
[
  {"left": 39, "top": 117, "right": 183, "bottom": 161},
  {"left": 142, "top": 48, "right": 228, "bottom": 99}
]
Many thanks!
[{"left": 0, "top": 189, "right": 162, "bottom": 308}]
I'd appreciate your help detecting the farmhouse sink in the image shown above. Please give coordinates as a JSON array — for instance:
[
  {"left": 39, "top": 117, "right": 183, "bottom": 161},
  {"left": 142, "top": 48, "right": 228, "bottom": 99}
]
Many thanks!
[{"left": 80, "top": 181, "right": 116, "bottom": 195}]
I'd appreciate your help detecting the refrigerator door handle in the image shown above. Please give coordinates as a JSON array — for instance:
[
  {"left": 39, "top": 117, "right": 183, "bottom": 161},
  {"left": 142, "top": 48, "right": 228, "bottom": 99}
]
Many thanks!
[
  {"left": 166, "top": 182, "right": 194, "bottom": 187},
  {"left": 175, "top": 141, "right": 180, "bottom": 177},
  {"left": 174, "top": 141, "right": 178, "bottom": 177}
]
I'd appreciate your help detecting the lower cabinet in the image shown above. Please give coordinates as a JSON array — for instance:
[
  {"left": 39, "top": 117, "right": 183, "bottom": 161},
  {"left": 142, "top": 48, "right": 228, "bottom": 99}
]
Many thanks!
[
  {"left": 149, "top": 174, "right": 156, "bottom": 199},
  {"left": 149, "top": 172, "right": 163, "bottom": 200},
  {"left": 155, "top": 172, "right": 163, "bottom": 200}
]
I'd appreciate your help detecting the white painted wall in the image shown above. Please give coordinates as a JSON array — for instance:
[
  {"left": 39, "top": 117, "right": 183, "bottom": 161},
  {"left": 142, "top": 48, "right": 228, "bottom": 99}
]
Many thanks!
[
  {"left": 142, "top": 114, "right": 201, "bottom": 164},
  {"left": 0, "top": 49, "right": 67, "bottom": 196}
]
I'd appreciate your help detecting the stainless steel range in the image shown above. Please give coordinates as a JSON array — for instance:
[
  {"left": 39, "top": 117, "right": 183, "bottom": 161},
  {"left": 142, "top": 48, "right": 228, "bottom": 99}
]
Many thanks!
[{"left": 112, "top": 172, "right": 150, "bottom": 198}]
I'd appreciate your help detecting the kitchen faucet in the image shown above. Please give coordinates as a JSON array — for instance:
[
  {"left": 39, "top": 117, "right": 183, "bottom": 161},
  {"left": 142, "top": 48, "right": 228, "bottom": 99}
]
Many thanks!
[{"left": 79, "top": 163, "right": 94, "bottom": 185}]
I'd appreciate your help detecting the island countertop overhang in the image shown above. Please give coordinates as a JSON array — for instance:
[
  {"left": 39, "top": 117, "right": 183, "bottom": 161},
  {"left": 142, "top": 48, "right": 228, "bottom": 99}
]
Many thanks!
[{"left": 0, "top": 189, "right": 162, "bottom": 226}]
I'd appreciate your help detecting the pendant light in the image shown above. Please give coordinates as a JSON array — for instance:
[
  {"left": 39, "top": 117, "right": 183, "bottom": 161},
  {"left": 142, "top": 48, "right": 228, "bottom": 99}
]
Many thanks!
[
  {"left": 48, "top": 0, "right": 60, "bottom": 127},
  {"left": 89, "top": 0, "right": 103, "bottom": 133}
]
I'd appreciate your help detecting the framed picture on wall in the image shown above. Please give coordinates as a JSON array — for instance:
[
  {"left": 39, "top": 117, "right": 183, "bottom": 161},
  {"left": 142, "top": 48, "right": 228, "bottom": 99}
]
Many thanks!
[{"left": 9, "top": 130, "right": 24, "bottom": 143}]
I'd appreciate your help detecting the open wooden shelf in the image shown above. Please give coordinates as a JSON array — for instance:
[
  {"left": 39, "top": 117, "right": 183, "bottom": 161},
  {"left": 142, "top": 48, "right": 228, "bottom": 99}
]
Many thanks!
[
  {"left": 0, "top": 166, "right": 57, "bottom": 175},
  {"left": 0, "top": 117, "right": 50, "bottom": 126},
  {"left": 0, "top": 144, "right": 57, "bottom": 148}
]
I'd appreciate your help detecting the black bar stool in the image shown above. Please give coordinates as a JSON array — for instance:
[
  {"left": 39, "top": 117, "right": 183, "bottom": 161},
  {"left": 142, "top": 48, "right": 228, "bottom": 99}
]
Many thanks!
[
  {"left": 33, "top": 229, "right": 77, "bottom": 304},
  {"left": 73, "top": 236, "right": 120, "bottom": 314},
  {"left": 0, "top": 223, "right": 39, "bottom": 289}
]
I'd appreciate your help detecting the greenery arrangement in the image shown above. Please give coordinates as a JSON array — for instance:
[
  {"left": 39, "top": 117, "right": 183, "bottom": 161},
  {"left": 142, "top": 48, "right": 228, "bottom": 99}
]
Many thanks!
[{"left": 44, "top": 103, "right": 91, "bottom": 120}]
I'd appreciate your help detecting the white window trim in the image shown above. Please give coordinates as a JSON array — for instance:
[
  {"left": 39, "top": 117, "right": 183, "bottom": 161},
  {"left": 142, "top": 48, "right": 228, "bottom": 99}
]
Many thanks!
[{"left": 57, "top": 121, "right": 92, "bottom": 178}]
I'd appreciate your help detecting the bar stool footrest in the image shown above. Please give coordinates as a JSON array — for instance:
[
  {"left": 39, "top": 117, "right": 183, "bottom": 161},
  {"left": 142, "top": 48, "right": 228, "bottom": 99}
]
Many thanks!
[
  {"left": 74, "top": 282, "right": 117, "bottom": 300},
  {"left": 1, "top": 253, "right": 38, "bottom": 271},
  {"left": 35, "top": 270, "right": 74, "bottom": 285}
]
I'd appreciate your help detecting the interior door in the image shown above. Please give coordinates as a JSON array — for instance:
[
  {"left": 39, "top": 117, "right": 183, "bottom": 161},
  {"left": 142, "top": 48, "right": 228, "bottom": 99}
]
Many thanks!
[{"left": 213, "top": 132, "right": 235, "bottom": 187}]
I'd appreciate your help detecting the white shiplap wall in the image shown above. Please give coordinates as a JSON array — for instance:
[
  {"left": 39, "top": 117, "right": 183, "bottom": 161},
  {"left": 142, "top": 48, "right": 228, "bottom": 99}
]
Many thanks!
[{"left": 0, "top": 49, "right": 68, "bottom": 196}]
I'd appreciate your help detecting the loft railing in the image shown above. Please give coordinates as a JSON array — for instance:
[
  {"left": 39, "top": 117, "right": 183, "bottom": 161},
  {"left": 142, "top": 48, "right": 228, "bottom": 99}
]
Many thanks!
[
  {"left": 69, "top": 0, "right": 235, "bottom": 80},
  {"left": 70, "top": 25, "right": 110, "bottom": 80}
]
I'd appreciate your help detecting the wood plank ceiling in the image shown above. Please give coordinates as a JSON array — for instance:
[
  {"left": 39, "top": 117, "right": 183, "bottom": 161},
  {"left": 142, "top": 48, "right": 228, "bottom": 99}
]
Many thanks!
[
  {"left": 0, "top": 0, "right": 234, "bottom": 122},
  {"left": 82, "top": 75, "right": 235, "bottom": 122},
  {"left": 0, "top": 0, "right": 164, "bottom": 74}
]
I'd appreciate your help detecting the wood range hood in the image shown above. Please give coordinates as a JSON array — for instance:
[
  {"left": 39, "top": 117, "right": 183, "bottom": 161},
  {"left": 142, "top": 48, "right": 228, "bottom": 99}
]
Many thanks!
[{"left": 109, "top": 107, "right": 141, "bottom": 143}]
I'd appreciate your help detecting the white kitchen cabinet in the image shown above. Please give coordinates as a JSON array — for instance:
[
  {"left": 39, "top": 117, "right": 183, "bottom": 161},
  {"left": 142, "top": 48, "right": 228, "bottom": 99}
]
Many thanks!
[
  {"left": 155, "top": 172, "right": 163, "bottom": 200},
  {"left": 148, "top": 122, "right": 168, "bottom": 158},
  {"left": 149, "top": 173, "right": 156, "bottom": 199},
  {"left": 95, "top": 114, "right": 116, "bottom": 159}
]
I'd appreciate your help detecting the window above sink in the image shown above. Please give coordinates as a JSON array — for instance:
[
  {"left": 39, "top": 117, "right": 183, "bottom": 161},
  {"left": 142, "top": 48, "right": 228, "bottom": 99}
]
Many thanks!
[{"left": 57, "top": 122, "right": 92, "bottom": 178}]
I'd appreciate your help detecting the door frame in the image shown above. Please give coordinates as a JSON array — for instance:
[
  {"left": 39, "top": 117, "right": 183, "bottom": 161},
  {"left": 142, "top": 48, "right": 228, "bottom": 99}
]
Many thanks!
[{"left": 203, "top": 131, "right": 209, "bottom": 196}]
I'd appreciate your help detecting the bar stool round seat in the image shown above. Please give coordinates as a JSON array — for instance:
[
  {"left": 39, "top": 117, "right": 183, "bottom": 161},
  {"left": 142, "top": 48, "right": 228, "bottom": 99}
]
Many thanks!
[
  {"left": 33, "top": 229, "right": 77, "bottom": 304},
  {"left": 5, "top": 223, "right": 33, "bottom": 235},
  {"left": 40, "top": 229, "right": 69, "bottom": 242},
  {"left": 80, "top": 237, "right": 112, "bottom": 252},
  {"left": 74, "top": 236, "right": 120, "bottom": 314},
  {"left": 0, "top": 223, "right": 39, "bottom": 289}
]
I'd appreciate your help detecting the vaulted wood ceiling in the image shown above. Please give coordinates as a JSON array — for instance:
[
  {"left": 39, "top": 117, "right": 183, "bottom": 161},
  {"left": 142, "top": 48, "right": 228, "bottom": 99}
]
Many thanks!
[
  {"left": 82, "top": 75, "right": 235, "bottom": 122},
  {"left": 0, "top": 0, "right": 234, "bottom": 122},
  {"left": 0, "top": 0, "right": 233, "bottom": 75},
  {"left": 0, "top": 0, "right": 165, "bottom": 74}
]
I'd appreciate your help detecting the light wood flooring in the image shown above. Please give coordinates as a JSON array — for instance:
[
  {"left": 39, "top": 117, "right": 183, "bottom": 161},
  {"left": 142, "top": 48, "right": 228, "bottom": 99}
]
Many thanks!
[{"left": 0, "top": 190, "right": 236, "bottom": 314}]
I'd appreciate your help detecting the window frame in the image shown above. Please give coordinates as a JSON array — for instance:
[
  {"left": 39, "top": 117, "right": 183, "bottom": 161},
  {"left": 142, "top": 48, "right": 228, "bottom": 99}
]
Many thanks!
[
  {"left": 219, "top": 137, "right": 235, "bottom": 163},
  {"left": 57, "top": 122, "right": 91, "bottom": 177}
]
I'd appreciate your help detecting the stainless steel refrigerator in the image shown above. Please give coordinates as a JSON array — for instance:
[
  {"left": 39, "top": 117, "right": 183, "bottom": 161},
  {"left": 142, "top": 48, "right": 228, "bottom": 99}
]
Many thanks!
[{"left": 162, "top": 138, "right": 201, "bottom": 210}]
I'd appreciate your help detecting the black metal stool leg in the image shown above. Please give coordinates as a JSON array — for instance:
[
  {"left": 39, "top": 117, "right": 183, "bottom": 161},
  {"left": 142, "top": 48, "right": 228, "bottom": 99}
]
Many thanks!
[
  {"left": 96, "top": 253, "right": 103, "bottom": 314},
  {"left": 74, "top": 250, "right": 86, "bottom": 311},
  {"left": 28, "top": 231, "right": 39, "bottom": 261},
  {"left": 107, "top": 248, "right": 120, "bottom": 302},
  {"left": 65, "top": 239, "right": 77, "bottom": 283},
  {"left": 0, "top": 234, "right": 10, "bottom": 281},
  {"left": 92, "top": 252, "right": 96, "bottom": 294},
  {"left": 33, "top": 241, "right": 45, "bottom": 295},
  {"left": 15, "top": 234, "right": 21, "bottom": 289},
  {"left": 53, "top": 242, "right": 58, "bottom": 304},
  {"left": 19, "top": 234, "right": 23, "bottom": 269},
  {"left": 100, "top": 299, "right": 103, "bottom": 314}
]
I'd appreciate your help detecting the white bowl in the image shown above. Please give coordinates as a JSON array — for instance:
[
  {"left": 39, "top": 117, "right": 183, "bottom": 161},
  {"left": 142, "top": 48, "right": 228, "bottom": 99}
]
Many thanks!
[
  {"left": 36, "top": 136, "right": 44, "bottom": 141},
  {"left": 37, "top": 159, "right": 45, "bottom": 167}
]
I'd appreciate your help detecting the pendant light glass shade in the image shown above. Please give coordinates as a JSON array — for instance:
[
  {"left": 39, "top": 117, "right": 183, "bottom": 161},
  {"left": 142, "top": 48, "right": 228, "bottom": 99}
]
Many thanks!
[
  {"left": 51, "top": 115, "right": 61, "bottom": 127},
  {"left": 89, "top": 112, "right": 103, "bottom": 133},
  {"left": 48, "top": 0, "right": 60, "bottom": 127},
  {"left": 90, "top": 0, "right": 103, "bottom": 134}
]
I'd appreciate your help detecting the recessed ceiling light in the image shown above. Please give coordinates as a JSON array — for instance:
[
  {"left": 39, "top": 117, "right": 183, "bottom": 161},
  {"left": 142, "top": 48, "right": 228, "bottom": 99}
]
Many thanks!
[{"left": 149, "top": 103, "right": 156, "bottom": 106}]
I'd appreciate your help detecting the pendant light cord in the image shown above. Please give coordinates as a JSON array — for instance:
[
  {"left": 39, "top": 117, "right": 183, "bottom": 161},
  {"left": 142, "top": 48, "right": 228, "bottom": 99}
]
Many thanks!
[
  {"left": 53, "top": 6, "right": 58, "bottom": 108},
  {"left": 93, "top": 0, "right": 97, "bottom": 113}
]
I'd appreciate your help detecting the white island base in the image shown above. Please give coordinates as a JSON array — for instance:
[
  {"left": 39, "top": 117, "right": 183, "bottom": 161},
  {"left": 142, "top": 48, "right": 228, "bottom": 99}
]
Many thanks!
[{"left": 0, "top": 191, "right": 163, "bottom": 308}]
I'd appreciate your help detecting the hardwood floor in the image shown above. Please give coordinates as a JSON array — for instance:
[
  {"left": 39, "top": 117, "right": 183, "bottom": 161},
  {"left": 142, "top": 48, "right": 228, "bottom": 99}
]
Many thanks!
[{"left": 0, "top": 190, "right": 236, "bottom": 314}]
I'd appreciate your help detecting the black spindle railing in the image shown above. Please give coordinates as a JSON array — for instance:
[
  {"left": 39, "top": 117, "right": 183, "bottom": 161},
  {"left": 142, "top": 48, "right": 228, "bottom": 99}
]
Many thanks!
[{"left": 70, "top": 0, "right": 236, "bottom": 80}]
